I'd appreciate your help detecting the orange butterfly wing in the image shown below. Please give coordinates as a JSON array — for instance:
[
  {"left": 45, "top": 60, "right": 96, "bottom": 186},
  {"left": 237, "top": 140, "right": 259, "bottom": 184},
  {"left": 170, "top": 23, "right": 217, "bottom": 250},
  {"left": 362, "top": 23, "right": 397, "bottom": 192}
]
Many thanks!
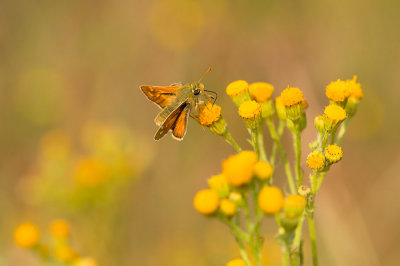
[
  {"left": 141, "top": 85, "right": 182, "bottom": 108},
  {"left": 154, "top": 102, "right": 189, "bottom": 140}
]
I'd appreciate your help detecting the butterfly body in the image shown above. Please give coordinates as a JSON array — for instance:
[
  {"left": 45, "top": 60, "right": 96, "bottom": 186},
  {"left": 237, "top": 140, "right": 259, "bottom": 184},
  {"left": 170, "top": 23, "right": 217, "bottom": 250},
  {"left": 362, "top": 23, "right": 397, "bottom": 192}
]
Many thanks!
[{"left": 141, "top": 80, "right": 215, "bottom": 140}]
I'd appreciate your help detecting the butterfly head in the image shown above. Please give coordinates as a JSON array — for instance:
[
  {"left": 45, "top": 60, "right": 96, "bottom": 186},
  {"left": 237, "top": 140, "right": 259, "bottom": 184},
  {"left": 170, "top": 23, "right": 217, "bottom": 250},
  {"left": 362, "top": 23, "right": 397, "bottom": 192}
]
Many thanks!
[{"left": 190, "top": 82, "right": 205, "bottom": 96}]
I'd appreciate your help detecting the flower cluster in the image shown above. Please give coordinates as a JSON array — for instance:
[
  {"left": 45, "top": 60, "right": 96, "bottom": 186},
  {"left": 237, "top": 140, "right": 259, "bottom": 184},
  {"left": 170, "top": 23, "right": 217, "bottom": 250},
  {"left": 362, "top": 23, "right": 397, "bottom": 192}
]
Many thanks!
[
  {"left": 192, "top": 76, "right": 362, "bottom": 266},
  {"left": 14, "top": 220, "right": 97, "bottom": 266}
]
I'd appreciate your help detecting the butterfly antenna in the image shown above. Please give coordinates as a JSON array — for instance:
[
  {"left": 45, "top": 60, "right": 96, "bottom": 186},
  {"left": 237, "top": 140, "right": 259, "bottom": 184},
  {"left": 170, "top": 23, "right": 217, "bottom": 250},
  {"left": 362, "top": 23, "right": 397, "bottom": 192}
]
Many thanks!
[
  {"left": 198, "top": 67, "right": 211, "bottom": 83},
  {"left": 204, "top": 89, "right": 217, "bottom": 106}
]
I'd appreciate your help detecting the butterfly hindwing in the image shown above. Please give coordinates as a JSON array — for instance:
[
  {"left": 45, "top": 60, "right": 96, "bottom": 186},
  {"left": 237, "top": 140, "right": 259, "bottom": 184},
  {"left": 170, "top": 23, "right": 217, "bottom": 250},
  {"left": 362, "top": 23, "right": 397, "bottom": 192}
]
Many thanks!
[
  {"left": 154, "top": 102, "right": 189, "bottom": 140},
  {"left": 172, "top": 103, "right": 190, "bottom": 140}
]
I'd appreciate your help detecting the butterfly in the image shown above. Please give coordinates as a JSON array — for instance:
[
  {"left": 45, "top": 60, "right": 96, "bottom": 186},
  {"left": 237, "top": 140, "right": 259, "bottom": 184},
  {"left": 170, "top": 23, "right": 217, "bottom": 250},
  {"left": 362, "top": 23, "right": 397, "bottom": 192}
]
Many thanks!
[{"left": 140, "top": 68, "right": 217, "bottom": 140}]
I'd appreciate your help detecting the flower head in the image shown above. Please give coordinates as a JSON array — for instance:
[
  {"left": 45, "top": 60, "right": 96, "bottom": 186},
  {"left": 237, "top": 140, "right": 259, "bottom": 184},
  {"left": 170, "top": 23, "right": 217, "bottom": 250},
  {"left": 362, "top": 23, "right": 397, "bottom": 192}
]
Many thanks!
[
  {"left": 220, "top": 199, "right": 237, "bottom": 216},
  {"left": 326, "top": 79, "right": 350, "bottom": 102},
  {"left": 14, "top": 223, "right": 40, "bottom": 248},
  {"left": 222, "top": 151, "right": 258, "bottom": 186},
  {"left": 258, "top": 186, "right": 284, "bottom": 214},
  {"left": 280, "top": 86, "right": 303, "bottom": 107},
  {"left": 49, "top": 219, "right": 70, "bottom": 239},
  {"left": 54, "top": 245, "right": 79, "bottom": 262},
  {"left": 193, "top": 189, "right": 220, "bottom": 215},
  {"left": 238, "top": 101, "right": 262, "bottom": 128},
  {"left": 283, "top": 195, "right": 306, "bottom": 219},
  {"left": 198, "top": 102, "right": 221, "bottom": 126},
  {"left": 323, "top": 104, "right": 346, "bottom": 130},
  {"left": 208, "top": 174, "right": 229, "bottom": 198},
  {"left": 253, "top": 161, "right": 273, "bottom": 180},
  {"left": 348, "top": 76, "right": 363, "bottom": 99},
  {"left": 249, "top": 82, "right": 274, "bottom": 103},
  {"left": 226, "top": 258, "right": 247, "bottom": 266},
  {"left": 306, "top": 151, "right": 325, "bottom": 170},
  {"left": 275, "top": 96, "right": 287, "bottom": 120},
  {"left": 226, "top": 80, "right": 251, "bottom": 106},
  {"left": 324, "top": 144, "right": 343, "bottom": 163}
]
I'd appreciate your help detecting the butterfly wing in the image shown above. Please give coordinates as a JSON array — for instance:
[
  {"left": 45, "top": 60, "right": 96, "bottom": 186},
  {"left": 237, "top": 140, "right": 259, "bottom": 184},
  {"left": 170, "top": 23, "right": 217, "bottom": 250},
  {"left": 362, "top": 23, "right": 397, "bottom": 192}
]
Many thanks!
[
  {"left": 154, "top": 102, "right": 189, "bottom": 140},
  {"left": 172, "top": 103, "right": 190, "bottom": 140},
  {"left": 140, "top": 85, "right": 182, "bottom": 108}
]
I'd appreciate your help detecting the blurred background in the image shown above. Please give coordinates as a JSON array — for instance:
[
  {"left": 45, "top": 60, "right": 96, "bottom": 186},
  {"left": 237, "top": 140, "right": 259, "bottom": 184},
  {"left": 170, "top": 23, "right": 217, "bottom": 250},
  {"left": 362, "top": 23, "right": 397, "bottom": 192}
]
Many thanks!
[{"left": 0, "top": 0, "right": 399, "bottom": 265}]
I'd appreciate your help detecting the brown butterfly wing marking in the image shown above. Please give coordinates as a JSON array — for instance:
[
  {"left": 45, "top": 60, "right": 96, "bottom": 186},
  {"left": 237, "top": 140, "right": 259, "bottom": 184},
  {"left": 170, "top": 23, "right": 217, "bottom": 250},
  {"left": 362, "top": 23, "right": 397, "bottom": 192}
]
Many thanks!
[
  {"left": 172, "top": 103, "right": 190, "bottom": 140},
  {"left": 140, "top": 85, "right": 182, "bottom": 108},
  {"left": 154, "top": 102, "right": 189, "bottom": 140}
]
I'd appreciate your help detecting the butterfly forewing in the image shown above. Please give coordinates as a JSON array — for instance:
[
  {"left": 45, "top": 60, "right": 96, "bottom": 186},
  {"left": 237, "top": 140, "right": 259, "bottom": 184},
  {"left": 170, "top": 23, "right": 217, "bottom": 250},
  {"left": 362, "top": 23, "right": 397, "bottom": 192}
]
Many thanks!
[{"left": 140, "top": 85, "right": 182, "bottom": 108}]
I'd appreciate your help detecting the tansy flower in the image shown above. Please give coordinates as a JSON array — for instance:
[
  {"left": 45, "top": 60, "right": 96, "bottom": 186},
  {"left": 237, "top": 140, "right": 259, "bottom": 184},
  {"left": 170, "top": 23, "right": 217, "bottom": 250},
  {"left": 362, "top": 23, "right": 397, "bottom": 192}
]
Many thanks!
[
  {"left": 208, "top": 174, "right": 230, "bottom": 198},
  {"left": 326, "top": 79, "right": 350, "bottom": 102},
  {"left": 14, "top": 223, "right": 40, "bottom": 248},
  {"left": 238, "top": 100, "right": 261, "bottom": 129},
  {"left": 306, "top": 151, "right": 325, "bottom": 170},
  {"left": 249, "top": 82, "right": 274, "bottom": 103},
  {"left": 220, "top": 199, "right": 237, "bottom": 216},
  {"left": 49, "top": 219, "right": 70, "bottom": 239},
  {"left": 226, "top": 258, "right": 247, "bottom": 266},
  {"left": 280, "top": 86, "right": 304, "bottom": 120},
  {"left": 314, "top": 115, "right": 325, "bottom": 133},
  {"left": 222, "top": 151, "right": 258, "bottom": 186},
  {"left": 324, "top": 144, "right": 343, "bottom": 163},
  {"left": 323, "top": 104, "right": 347, "bottom": 131},
  {"left": 198, "top": 102, "right": 227, "bottom": 136},
  {"left": 253, "top": 161, "right": 273, "bottom": 180},
  {"left": 54, "top": 245, "right": 79, "bottom": 262},
  {"left": 258, "top": 186, "right": 284, "bottom": 214},
  {"left": 193, "top": 189, "right": 220, "bottom": 215},
  {"left": 283, "top": 195, "right": 306, "bottom": 219},
  {"left": 347, "top": 76, "right": 363, "bottom": 99},
  {"left": 226, "top": 80, "right": 251, "bottom": 106}
]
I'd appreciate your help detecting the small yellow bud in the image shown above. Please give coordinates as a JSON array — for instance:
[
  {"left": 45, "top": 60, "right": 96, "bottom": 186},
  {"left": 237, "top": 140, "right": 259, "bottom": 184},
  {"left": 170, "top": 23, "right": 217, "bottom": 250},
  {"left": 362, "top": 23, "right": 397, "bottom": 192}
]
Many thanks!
[
  {"left": 283, "top": 195, "right": 306, "bottom": 219},
  {"left": 54, "top": 245, "right": 79, "bottom": 263},
  {"left": 306, "top": 151, "right": 325, "bottom": 170},
  {"left": 298, "top": 185, "right": 311, "bottom": 197},
  {"left": 324, "top": 144, "right": 343, "bottom": 164},
  {"left": 226, "top": 80, "right": 251, "bottom": 106},
  {"left": 14, "top": 223, "right": 40, "bottom": 248},
  {"left": 238, "top": 100, "right": 262, "bottom": 129},
  {"left": 220, "top": 199, "right": 237, "bottom": 216},
  {"left": 222, "top": 151, "right": 258, "bottom": 186},
  {"left": 49, "top": 219, "right": 70, "bottom": 239},
  {"left": 314, "top": 115, "right": 325, "bottom": 133},
  {"left": 208, "top": 174, "right": 230, "bottom": 198},
  {"left": 229, "top": 192, "right": 244, "bottom": 207},
  {"left": 193, "top": 189, "right": 220, "bottom": 215},
  {"left": 280, "top": 86, "right": 304, "bottom": 120},
  {"left": 226, "top": 258, "right": 247, "bottom": 266},
  {"left": 258, "top": 186, "right": 284, "bottom": 214},
  {"left": 323, "top": 104, "right": 347, "bottom": 131},
  {"left": 253, "top": 161, "right": 273, "bottom": 180}
]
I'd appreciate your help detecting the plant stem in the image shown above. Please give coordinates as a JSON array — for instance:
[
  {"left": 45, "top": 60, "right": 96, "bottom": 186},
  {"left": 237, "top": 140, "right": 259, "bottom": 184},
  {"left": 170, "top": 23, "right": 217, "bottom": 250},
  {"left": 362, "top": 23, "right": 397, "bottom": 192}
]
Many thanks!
[
  {"left": 293, "top": 129, "right": 303, "bottom": 189},
  {"left": 336, "top": 118, "right": 350, "bottom": 145},
  {"left": 224, "top": 132, "right": 242, "bottom": 152},
  {"left": 308, "top": 214, "right": 318, "bottom": 266},
  {"left": 270, "top": 120, "right": 285, "bottom": 166},
  {"left": 266, "top": 118, "right": 296, "bottom": 194},
  {"left": 256, "top": 124, "right": 268, "bottom": 161},
  {"left": 293, "top": 214, "right": 305, "bottom": 264}
]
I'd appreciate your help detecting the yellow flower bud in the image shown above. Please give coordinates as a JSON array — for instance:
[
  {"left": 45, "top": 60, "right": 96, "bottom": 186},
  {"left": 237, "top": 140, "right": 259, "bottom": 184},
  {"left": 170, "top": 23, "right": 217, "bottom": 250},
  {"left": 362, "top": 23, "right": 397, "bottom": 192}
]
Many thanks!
[
  {"left": 226, "top": 258, "right": 247, "bottom": 266},
  {"left": 253, "top": 161, "right": 273, "bottom": 180},
  {"left": 258, "top": 186, "right": 284, "bottom": 214},
  {"left": 226, "top": 80, "right": 251, "bottom": 106},
  {"left": 249, "top": 82, "right": 274, "bottom": 103},
  {"left": 280, "top": 86, "right": 304, "bottom": 120},
  {"left": 306, "top": 151, "right": 325, "bottom": 170},
  {"left": 208, "top": 174, "right": 230, "bottom": 198},
  {"left": 324, "top": 144, "right": 343, "bottom": 164},
  {"left": 222, "top": 151, "right": 258, "bottom": 186},
  {"left": 283, "top": 195, "right": 306, "bottom": 219},
  {"left": 326, "top": 79, "right": 351, "bottom": 102},
  {"left": 54, "top": 245, "right": 79, "bottom": 263},
  {"left": 238, "top": 100, "right": 262, "bottom": 129},
  {"left": 198, "top": 102, "right": 228, "bottom": 136},
  {"left": 14, "top": 223, "right": 40, "bottom": 248},
  {"left": 323, "top": 104, "right": 347, "bottom": 131},
  {"left": 229, "top": 191, "right": 244, "bottom": 207},
  {"left": 49, "top": 219, "right": 70, "bottom": 239},
  {"left": 275, "top": 96, "right": 287, "bottom": 120},
  {"left": 193, "top": 189, "right": 220, "bottom": 215},
  {"left": 220, "top": 199, "right": 237, "bottom": 216},
  {"left": 298, "top": 185, "right": 311, "bottom": 197},
  {"left": 314, "top": 115, "right": 325, "bottom": 133}
]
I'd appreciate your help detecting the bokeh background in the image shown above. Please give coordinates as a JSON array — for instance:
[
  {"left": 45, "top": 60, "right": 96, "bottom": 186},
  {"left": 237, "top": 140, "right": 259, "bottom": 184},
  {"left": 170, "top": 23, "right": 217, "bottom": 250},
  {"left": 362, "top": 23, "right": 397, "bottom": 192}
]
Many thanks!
[{"left": 1, "top": 0, "right": 399, "bottom": 265}]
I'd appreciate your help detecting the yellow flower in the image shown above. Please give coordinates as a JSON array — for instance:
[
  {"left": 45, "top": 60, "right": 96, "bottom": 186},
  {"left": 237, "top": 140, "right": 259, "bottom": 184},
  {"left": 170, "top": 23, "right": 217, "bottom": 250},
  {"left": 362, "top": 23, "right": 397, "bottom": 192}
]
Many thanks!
[
  {"left": 306, "top": 151, "right": 325, "bottom": 170},
  {"left": 323, "top": 104, "right": 346, "bottom": 131},
  {"left": 75, "top": 257, "right": 98, "bottom": 266},
  {"left": 198, "top": 102, "right": 221, "bottom": 126},
  {"left": 258, "top": 186, "right": 284, "bottom": 214},
  {"left": 220, "top": 199, "right": 237, "bottom": 216},
  {"left": 222, "top": 151, "right": 258, "bottom": 186},
  {"left": 253, "top": 161, "right": 273, "bottom": 180},
  {"left": 347, "top": 76, "right": 363, "bottom": 99},
  {"left": 54, "top": 245, "right": 79, "bottom": 262},
  {"left": 49, "top": 219, "right": 70, "bottom": 239},
  {"left": 208, "top": 174, "right": 230, "bottom": 198},
  {"left": 275, "top": 96, "right": 287, "bottom": 120},
  {"left": 249, "top": 82, "right": 274, "bottom": 103},
  {"left": 238, "top": 100, "right": 261, "bottom": 129},
  {"left": 280, "top": 86, "right": 303, "bottom": 107},
  {"left": 193, "top": 189, "right": 220, "bottom": 215},
  {"left": 326, "top": 79, "right": 351, "bottom": 102},
  {"left": 226, "top": 80, "right": 251, "bottom": 106},
  {"left": 283, "top": 195, "right": 306, "bottom": 219},
  {"left": 14, "top": 223, "right": 40, "bottom": 248},
  {"left": 74, "top": 158, "right": 107, "bottom": 187},
  {"left": 226, "top": 258, "right": 247, "bottom": 266},
  {"left": 280, "top": 86, "right": 304, "bottom": 120},
  {"left": 314, "top": 115, "right": 325, "bottom": 133},
  {"left": 324, "top": 144, "right": 343, "bottom": 163}
]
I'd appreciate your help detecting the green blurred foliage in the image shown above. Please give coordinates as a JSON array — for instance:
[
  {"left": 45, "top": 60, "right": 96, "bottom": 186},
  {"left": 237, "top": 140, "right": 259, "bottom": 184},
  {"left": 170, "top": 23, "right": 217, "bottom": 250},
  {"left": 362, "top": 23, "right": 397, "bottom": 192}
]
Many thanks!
[{"left": 1, "top": 0, "right": 399, "bottom": 265}]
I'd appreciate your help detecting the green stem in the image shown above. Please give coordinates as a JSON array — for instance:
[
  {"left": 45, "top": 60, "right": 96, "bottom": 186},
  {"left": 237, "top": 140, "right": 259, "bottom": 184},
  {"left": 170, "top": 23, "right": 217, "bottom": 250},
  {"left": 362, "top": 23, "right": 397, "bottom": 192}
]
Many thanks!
[
  {"left": 266, "top": 118, "right": 296, "bottom": 194},
  {"left": 308, "top": 214, "right": 318, "bottom": 266},
  {"left": 223, "top": 132, "right": 242, "bottom": 152},
  {"left": 270, "top": 120, "right": 285, "bottom": 166},
  {"left": 293, "top": 214, "right": 305, "bottom": 264},
  {"left": 256, "top": 125, "right": 268, "bottom": 161},
  {"left": 336, "top": 118, "right": 350, "bottom": 145},
  {"left": 293, "top": 129, "right": 303, "bottom": 189}
]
